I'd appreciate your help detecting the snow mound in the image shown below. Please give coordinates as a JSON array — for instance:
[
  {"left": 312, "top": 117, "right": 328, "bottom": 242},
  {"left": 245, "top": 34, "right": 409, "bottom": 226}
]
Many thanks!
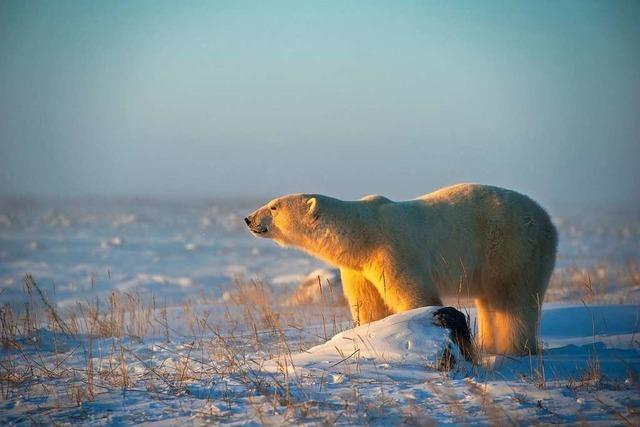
[
  {"left": 265, "top": 306, "right": 470, "bottom": 380},
  {"left": 280, "top": 268, "right": 345, "bottom": 307},
  {"left": 265, "top": 304, "right": 640, "bottom": 385}
]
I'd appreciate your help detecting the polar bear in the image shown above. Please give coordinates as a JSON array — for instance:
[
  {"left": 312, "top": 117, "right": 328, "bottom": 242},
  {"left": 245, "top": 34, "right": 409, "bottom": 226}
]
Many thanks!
[{"left": 245, "top": 183, "right": 557, "bottom": 355}]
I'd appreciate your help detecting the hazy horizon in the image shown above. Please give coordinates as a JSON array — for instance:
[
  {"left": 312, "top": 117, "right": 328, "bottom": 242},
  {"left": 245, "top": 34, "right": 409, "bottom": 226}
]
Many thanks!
[{"left": 1, "top": 1, "right": 639, "bottom": 210}]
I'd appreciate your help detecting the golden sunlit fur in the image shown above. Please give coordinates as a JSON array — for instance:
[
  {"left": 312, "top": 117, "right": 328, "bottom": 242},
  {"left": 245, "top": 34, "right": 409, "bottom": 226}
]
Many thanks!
[{"left": 246, "top": 183, "right": 557, "bottom": 355}]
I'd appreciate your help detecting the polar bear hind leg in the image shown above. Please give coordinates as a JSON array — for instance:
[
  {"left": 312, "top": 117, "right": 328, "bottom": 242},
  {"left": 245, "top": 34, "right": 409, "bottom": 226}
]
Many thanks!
[
  {"left": 475, "top": 203, "right": 556, "bottom": 355},
  {"left": 340, "top": 268, "right": 388, "bottom": 325},
  {"left": 475, "top": 297, "right": 541, "bottom": 355},
  {"left": 476, "top": 257, "right": 551, "bottom": 355}
]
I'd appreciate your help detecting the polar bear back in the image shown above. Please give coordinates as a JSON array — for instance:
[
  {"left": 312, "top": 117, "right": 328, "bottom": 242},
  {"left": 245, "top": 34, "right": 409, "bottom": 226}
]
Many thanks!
[{"left": 373, "top": 183, "right": 556, "bottom": 298}]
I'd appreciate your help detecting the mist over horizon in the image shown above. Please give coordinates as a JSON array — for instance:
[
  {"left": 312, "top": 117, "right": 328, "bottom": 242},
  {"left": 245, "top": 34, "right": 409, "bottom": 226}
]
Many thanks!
[{"left": 1, "top": 1, "right": 639, "bottom": 210}]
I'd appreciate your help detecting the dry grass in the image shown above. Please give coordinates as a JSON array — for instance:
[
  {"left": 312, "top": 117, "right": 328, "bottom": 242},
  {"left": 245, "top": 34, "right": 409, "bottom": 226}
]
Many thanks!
[
  {"left": 546, "top": 261, "right": 640, "bottom": 304},
  {"left": 1, "top": 266, "right": 638, "bottom": 425},
  {"left": 0, "top": 271, "right": 458, "bottom": 424},
  {"left": 0, "top": 274, "right": 358, "bottom": 424}
]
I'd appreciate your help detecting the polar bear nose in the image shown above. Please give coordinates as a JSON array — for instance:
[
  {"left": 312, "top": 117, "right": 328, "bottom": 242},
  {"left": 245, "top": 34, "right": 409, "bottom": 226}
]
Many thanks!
[{"left": 244, "top": 216, "right": 252, "bottom": 226}]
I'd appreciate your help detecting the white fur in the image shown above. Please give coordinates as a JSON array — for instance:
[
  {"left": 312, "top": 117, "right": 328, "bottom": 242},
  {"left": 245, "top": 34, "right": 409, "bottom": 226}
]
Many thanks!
[{"left": 247, "top": 183, "right": 557, "bottom": 355}]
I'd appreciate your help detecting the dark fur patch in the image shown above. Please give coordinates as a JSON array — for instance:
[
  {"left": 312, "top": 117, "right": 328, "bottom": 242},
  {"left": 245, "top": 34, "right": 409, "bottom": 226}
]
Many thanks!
[{"left": 433, "top": 307, "right": 475, "bottom": 364}]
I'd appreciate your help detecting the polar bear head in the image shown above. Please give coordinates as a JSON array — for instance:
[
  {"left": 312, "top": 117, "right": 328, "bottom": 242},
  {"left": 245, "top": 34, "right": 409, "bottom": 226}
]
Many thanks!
[
  {"left": 244, "top": 194, "right": 321, "bottom": 247},
  {"left": 246, "top": 194, "right": 377, "bottom": 269}
]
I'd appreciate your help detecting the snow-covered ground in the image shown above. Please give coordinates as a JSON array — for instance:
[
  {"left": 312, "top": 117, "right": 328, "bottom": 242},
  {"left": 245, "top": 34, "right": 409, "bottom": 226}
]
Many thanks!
[
  {"left": 0, "top": 198, "right": 639, "bottom": 425},
  {"left": 0, "top": 303, "right": 638, "bottom": 425}
]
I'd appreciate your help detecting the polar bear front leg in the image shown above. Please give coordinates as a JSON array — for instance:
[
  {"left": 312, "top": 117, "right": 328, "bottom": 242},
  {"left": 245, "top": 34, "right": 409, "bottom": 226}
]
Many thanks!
[
  {"left": 340, "top": 268, "right": 388, "bottom": 325},
  {"left": 364, "top": 262, "right": 443, "bottom": 313}
]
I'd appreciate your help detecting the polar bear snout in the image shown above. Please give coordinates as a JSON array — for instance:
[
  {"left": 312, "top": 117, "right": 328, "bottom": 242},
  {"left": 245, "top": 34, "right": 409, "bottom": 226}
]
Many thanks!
[
  {"left": 244, "top": 212, "right": 271, "bottom": 235},
  {"left": 244, "top": 214, "right": 260, "bottom": 232}
]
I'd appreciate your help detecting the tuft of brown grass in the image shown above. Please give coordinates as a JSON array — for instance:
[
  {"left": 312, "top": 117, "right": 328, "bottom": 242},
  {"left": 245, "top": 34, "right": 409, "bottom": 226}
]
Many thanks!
[{"left": 546, "top": 261, "right": 640, "bottom": 304}]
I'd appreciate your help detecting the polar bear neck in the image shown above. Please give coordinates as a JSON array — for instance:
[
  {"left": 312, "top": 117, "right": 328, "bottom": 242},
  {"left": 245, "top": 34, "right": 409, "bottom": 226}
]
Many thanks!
[{"left": 297, "top": 200, "right": 376, "bottom": 271}]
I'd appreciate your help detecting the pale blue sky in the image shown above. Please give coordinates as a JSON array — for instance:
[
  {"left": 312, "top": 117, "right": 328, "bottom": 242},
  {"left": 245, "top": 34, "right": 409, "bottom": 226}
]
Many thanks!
[{"left": 1, "top": 1, "right": 638, "bottom": 207}]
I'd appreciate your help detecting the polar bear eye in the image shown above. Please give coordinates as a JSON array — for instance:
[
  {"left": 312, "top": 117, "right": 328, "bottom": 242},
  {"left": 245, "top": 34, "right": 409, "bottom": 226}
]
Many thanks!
[{"left": 270, "top": 205, "right": 277, "bottom": 211}]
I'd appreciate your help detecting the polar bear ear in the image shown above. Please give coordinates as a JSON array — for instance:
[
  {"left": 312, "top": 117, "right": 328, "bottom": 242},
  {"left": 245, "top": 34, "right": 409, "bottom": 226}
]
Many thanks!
[{"left": 306, "top": 197, "right": 318, "bottom": 215}]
